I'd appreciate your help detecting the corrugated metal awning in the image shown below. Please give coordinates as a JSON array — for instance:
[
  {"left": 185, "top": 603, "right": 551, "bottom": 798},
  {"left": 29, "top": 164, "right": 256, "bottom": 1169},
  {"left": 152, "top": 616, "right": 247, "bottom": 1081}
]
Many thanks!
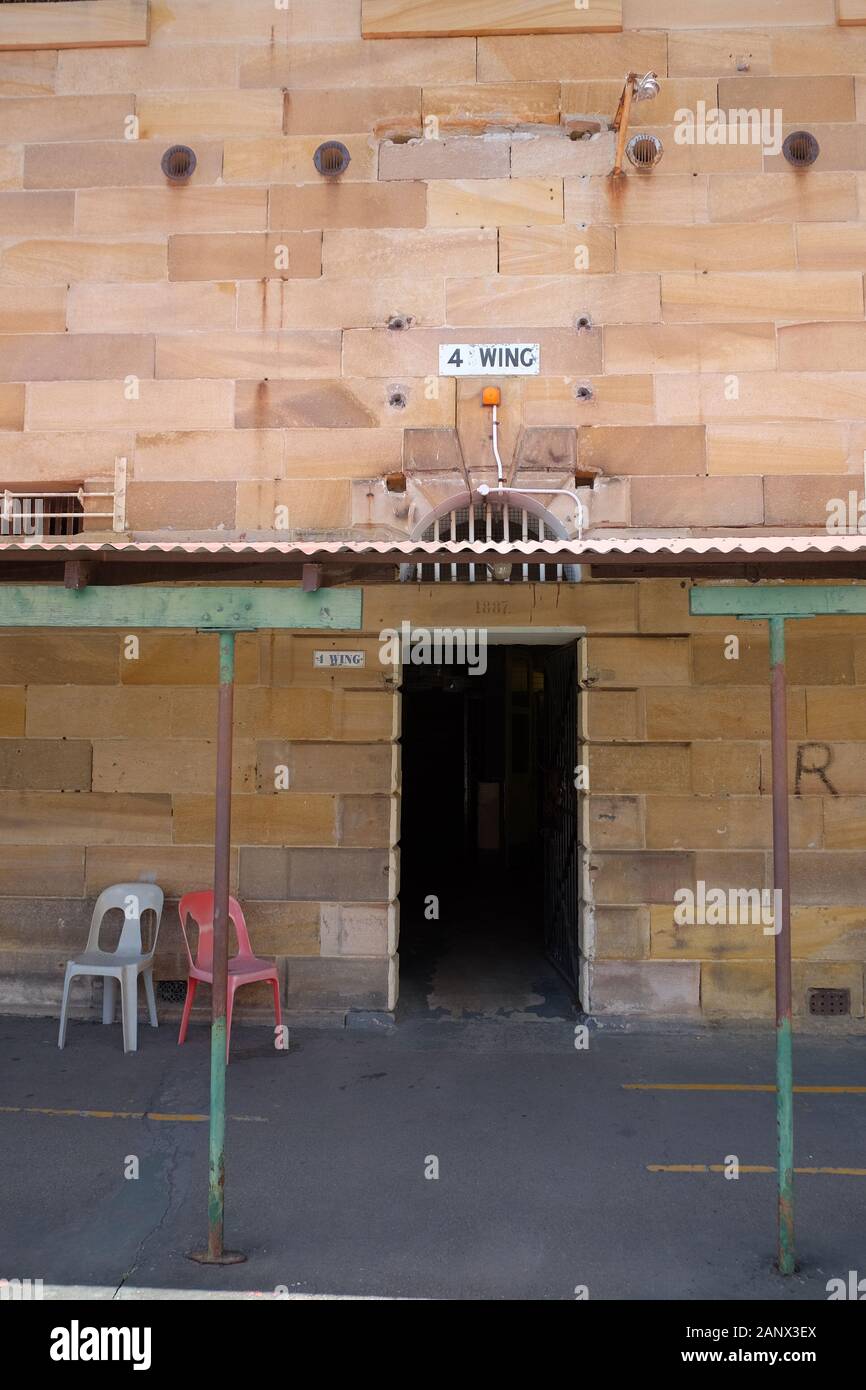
[{"left": 1, "top": 535, "right": 866, "bottom": 566}]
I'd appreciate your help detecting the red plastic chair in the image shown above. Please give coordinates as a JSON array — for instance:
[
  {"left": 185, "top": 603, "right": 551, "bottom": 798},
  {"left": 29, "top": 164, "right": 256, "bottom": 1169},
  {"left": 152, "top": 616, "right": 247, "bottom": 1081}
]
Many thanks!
[{"left": 177, "top": 891, "right": 281, "bottom": 1061}]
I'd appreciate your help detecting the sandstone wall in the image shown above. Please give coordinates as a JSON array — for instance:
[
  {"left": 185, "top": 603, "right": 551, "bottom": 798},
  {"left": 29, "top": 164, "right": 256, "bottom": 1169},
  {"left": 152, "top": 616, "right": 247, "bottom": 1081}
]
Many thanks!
[{"left": 2, "top": 1, "right": 866, "bottom": 1022}]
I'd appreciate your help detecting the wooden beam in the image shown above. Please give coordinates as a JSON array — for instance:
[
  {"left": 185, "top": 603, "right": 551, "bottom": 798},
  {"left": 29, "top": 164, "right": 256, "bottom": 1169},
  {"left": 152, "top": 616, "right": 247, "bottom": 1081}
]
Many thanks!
[
  {"left": 0, "top": 0, "right": 149, "bottom": 52},
  {"left": 63, "top": 559, "right": 95, "bottom": 591},
  {"left": 362, "top": 0, "right": 622, "bottom": 38},
  {"left": 691, "top": 584, "right": 866, "bottom": 619},
  {"left": 0, "top": 585, "right": 362, "bottom": 630}
]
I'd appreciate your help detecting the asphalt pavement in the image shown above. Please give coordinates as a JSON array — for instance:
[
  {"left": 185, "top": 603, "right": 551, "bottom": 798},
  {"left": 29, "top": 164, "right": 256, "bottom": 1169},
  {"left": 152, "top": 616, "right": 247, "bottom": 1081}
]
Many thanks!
[{"left": 1, "top": 1012, "right": 864, "bottom": 1300}]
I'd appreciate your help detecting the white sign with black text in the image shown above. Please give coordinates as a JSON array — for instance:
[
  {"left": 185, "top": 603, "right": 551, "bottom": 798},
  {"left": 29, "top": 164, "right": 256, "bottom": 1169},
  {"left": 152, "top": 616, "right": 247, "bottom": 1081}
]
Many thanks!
[
  {"left": 313, "top": 650, "right": 366, "bottom": 669},
  {"left": 439, "top": 343, "right": 540, "bottom": 376}
]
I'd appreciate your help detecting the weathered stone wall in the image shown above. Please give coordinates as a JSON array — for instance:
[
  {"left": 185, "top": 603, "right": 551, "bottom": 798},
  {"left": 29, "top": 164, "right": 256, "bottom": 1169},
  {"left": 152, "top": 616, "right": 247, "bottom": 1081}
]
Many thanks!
[
  {"left": 4, "top": 1, "right": 866, "bottom": 533},
  {"left": 2, "top": 1, "right": 866, "bottom": 1022},
  {"left": 1, "top": 579, "right": 864, "bottom": 1025},
  {"left": 584, "top": 580, "right": 866, "bottom": 1027},
  {"left": 0, "top": 618, "right": 399, "bottom": 1016}
]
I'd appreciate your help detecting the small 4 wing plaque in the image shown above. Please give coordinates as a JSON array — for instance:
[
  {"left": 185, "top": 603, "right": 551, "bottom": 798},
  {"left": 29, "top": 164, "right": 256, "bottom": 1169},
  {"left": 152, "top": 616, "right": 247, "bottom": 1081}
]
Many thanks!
[
  {"left": 313, "top": 650, "right": 366, "bottom": 668},
  {"left": 439, "top": 343, "right": 540, "bottom": 376}
]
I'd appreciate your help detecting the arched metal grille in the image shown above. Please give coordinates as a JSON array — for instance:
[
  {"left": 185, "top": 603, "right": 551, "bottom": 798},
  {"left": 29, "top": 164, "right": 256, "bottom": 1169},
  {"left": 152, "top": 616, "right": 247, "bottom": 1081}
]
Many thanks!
[{"left": 407, "top": 501, "right": 572, "bottom": 583}]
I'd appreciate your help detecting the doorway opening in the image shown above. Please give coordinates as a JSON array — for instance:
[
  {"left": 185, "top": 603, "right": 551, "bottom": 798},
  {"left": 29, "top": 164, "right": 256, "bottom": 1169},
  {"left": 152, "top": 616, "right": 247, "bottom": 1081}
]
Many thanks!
[{"left": 397, "top": 639, "right": 582, "bottom": 1021}]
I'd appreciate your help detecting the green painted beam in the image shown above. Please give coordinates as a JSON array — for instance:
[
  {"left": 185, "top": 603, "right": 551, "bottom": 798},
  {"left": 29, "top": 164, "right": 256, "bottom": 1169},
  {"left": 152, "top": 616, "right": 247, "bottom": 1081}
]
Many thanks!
[
  {"left": 691, "top": 584, "right": 866, "bottom": 619},
  {"left": 0, "top": 586, "right": 361, "bottom": 630}
]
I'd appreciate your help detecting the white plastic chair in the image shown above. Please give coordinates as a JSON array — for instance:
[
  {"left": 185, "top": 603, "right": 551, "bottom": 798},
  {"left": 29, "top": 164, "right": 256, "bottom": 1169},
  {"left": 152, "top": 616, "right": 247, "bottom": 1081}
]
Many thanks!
[{"left": 58, "top": 883, "right": 165, "bottom": 1053}]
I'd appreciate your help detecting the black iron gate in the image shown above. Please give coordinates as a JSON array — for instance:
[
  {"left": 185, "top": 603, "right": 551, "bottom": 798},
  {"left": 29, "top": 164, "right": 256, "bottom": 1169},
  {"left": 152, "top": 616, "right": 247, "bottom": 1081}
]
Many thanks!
[{"left": 542, "top": 641, "right": 580, "bottom": 997}]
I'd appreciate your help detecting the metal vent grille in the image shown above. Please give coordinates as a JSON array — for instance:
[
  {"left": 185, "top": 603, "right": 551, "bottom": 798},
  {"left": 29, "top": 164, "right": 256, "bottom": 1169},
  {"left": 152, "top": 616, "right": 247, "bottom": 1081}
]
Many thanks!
[
  {"left": 314, "top": 141, "right": 351, "bottom": 177},
  {"left": 808, "top": 987, "right": 850, "bottom": 1017},
  {"left": 626, "top": 133, "right": 663, "bottom": 168},
  {"left": 161, "top": 144, "right": 197, "bottom": 182},
  {"left": 413, "top": 503, "right": 563, "bottom": 583},
  {"left": 782, "top": 131, "right": 820, "bottom": 167},
  {"left": 156, "top": 980, "right": 188, "bottom": 1004}
]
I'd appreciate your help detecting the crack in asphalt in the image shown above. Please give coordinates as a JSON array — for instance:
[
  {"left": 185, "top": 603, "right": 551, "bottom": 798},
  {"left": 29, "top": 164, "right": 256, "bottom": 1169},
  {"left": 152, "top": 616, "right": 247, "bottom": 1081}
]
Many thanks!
[{"left": 113, "top": 1055, "right": 187, "bottom": 1298}]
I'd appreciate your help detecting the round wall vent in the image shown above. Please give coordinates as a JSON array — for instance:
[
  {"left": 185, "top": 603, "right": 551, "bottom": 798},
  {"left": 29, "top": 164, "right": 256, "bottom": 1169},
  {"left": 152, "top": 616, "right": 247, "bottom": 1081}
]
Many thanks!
[
  {"left": 161, "top": 145, "right": 197, "bottom": 182},
  {"left": 314, "top": 141, "right": 352, "bottom": 177},
  {"left": 782, "top": 130, "right": 820, "bottom": 167},
  {"left": 625, "top": 133, "right": 663, "bottom": 169}
]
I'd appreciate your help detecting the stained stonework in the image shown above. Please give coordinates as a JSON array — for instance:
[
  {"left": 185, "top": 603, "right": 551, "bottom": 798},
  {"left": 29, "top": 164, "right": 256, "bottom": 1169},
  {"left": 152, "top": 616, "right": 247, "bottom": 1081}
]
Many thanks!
[
  {"left": 2, "top": 1, "right": 866, "bottom": 1023},
  {"left": 0, "top": 580, "right": 863, "bottom": 1027}
]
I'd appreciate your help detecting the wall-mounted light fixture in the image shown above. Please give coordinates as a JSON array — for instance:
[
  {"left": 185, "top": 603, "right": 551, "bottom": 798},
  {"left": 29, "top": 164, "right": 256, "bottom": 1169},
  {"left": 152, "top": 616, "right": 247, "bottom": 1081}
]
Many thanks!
[
  {"left": 313, "top": 141, "right": 351, "bottom": 177},
  {"left": 632, "top": 71, "right": 660, "bottom": 103},
  {"left": 160, "top": 145, "right": 197, "bottom": 183}
]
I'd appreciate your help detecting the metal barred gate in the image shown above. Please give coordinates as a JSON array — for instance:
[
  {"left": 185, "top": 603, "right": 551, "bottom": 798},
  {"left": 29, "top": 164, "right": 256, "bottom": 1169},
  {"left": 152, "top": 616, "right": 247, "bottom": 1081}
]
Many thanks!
[{"left": 399, "top": 491, "right": 581, "bottom": 584}]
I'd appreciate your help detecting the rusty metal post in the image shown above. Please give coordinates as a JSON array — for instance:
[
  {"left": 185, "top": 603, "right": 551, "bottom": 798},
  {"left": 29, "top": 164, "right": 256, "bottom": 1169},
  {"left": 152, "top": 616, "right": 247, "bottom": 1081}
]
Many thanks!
[
  {"left": 769, "top": 615, "right": 794, "bottom": 1274},
  {"left": 189, "top": 630, "right": 246, "bottom": 1265},
  {"left": 612, "top": 72, "right": 635, "bottom": 176}
]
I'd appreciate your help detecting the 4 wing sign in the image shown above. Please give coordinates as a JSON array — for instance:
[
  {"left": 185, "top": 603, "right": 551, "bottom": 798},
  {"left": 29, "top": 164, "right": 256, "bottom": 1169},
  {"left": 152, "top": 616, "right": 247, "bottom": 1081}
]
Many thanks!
[{"left": 439, "top": 343, "right": 540, "bottom": 376}]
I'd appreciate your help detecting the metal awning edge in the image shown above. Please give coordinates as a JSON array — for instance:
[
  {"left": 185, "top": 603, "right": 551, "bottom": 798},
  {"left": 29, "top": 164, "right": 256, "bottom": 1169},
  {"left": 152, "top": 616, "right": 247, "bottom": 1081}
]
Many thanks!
[{"left": 2, "top": 536, "right": 866, "bottom": 560}]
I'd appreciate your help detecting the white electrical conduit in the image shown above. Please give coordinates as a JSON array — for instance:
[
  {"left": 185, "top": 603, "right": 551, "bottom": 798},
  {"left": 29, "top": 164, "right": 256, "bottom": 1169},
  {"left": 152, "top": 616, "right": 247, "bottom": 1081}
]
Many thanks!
[
  {"left": 477, "top": 481, "right": 586, "bottom": 545},
  {"left": 487, "top": 406, "right": 586, "bottom": 540}
]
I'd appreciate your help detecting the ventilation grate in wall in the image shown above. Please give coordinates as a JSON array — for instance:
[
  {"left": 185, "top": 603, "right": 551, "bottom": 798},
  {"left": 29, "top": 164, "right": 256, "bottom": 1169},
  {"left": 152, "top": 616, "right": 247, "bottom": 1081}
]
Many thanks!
[
  {"left": 161, "top": 145, "right": 197, "bottom": 182},
  {"left": 782, "top": 131, "right": 820, "bottom": 167},
  {"left": 156, "top": 980, "right": 188, "bottom": 1005},
  {"left": 625, "top": 133, "right": 663, "bottom": 169},
  {"left": 808, "top": 988, "right": 850, "bottom": 1017},
  {"left": 314, "top": 141, "right": 351, "bottom": 177}
]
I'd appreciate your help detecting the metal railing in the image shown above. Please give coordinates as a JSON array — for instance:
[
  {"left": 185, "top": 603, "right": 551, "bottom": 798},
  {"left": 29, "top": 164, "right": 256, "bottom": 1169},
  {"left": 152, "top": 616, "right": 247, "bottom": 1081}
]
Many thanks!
[{"left": 0, "top": 458, "right": 127, "bottom": 536}]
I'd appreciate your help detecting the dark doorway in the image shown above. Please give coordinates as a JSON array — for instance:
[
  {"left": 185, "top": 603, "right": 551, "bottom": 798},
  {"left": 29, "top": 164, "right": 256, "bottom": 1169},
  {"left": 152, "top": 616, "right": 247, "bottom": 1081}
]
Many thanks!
[{"left": 397, "top": 642, "right": 581, "bottom": 1021}]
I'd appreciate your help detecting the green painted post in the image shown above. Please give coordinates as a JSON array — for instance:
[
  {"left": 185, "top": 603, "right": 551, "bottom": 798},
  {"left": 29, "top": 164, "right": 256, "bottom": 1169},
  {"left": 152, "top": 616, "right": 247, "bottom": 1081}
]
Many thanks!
[
  {"left": 690, "top": 588, "right": 809, "bottom": 1275},
  {"left": 0, "top": 579, "right": 364, "bottom": 1267},
  {"left": 769, "top": 616, "right": 795, "bottom": 1275},
  {"left": 189, "top": 630, "right": 245, "bottom": 1266}
]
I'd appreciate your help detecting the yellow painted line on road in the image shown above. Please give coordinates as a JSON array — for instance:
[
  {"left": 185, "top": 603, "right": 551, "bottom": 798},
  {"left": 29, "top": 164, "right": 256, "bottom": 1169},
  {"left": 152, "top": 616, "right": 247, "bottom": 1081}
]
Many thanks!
[
  {"left": 794, "top": 1167, "right": 866, "bottom": 1175},
  {"left": 625, "top": 1083, "right": 866, "bottom": 1094},
  {"left": 649, "top": 1163, "right": 866, "bottom": 1176},
  {"left": 0, "top": 1105, "right": 143, "bottom": 1120},
  {"left": 145, "top": 1112, "right": 208, "bottom": 1122},
  {"left": 0, "top": 1105, "right": 266, "bottom": 1123}
]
